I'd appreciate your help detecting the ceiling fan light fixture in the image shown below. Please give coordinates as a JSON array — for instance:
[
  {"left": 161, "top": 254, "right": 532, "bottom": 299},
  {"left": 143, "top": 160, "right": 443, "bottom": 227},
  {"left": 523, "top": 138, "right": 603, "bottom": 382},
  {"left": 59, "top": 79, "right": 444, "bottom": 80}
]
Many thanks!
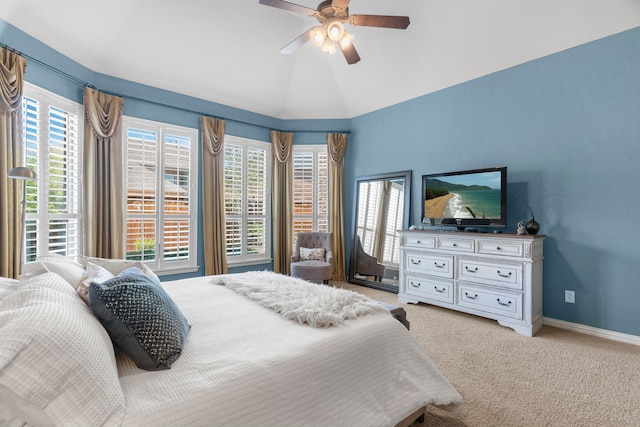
[
  {"left": 310, "top": 26, "right": 327, "bottom": 47},
  {"left": 320, "top": 38, "right": 336, "bottom": 55},
  {"left": 326, "top": 18, "right": 345, "bottom": 42},
  {"left": 338, "top": 31, "right": 354, "bottom": 49},
  {"left": 260, "top": 0, "right": 410, "bottom": 64}
]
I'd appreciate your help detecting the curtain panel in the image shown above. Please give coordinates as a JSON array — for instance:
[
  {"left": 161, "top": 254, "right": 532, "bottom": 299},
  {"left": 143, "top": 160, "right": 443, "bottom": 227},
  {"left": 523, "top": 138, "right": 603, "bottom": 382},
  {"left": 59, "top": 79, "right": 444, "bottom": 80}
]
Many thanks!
[
  {"left": 0, "top": 48, "right": 26, "bottom": 278},
  {"left": 271, "top": 130, "right": 293, "bottom": 275},
  {"left": 372, "top": 181, "right": 391, "bottom": 260},
  {"left": 83, "top": 87, "right": 124, "bottom": 259},
  {"left": 327, "top": 133, "right": 347, "bottom": 281},
  {"left": 201, "top": 116, "right": 228, "bottom": 275}
]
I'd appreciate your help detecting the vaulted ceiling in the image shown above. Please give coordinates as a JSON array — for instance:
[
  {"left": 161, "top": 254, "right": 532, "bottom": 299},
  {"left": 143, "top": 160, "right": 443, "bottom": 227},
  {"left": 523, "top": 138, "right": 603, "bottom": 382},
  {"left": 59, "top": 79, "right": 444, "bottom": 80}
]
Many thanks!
[{"left": 1, "top": 0, "right": 639, "bottom": 119}]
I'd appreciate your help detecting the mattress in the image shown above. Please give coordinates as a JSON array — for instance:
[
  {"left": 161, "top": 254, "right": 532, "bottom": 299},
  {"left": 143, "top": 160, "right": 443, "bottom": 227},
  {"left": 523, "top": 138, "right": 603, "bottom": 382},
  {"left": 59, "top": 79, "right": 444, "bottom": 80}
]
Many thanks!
[{"left": 116, "top": 275, "right": 462, "bottom": 426}]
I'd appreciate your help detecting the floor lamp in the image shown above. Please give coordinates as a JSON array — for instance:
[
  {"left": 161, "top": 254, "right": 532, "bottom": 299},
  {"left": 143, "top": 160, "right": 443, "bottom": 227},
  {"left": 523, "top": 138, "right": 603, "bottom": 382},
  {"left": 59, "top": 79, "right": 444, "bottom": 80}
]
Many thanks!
[{"left": 8, "top": 166, "right": 38, "bottom": 275}]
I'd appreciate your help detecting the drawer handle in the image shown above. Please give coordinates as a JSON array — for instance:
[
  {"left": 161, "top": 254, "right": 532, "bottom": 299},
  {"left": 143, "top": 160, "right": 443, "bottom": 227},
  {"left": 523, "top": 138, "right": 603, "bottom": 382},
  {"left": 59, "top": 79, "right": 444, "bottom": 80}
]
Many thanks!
[
  {"left": 497, "top": 270, "right": 512, "bottom": 278},
  {"left": 416, "top": 240, "right": 421, "bottom": 244},
  {"left": 410, "top": 259, "right": 421, "bottom": 265},
  {"left": 452, "top": 243, "right": 458, "bottom": 247},
  {"left": 497, "top": 298, "right": 512, "bottom": 307},
  {"left": 496, "top": 246, "right": 502, "bottom": 250},
  {"left": 434, "top": 262, "right": 446, "bottom": 268},
  {"left": 410, "top": 281, "right": 421, "bottom": 288},
  {"left": 464, "top": 292, "right": 478, "bottom": 300},
  {"left": 465, "top": 266, "right": 478, "bottom": 273},
  {"left": 434, "top": 286, "right": 446, "bottom": 293}
]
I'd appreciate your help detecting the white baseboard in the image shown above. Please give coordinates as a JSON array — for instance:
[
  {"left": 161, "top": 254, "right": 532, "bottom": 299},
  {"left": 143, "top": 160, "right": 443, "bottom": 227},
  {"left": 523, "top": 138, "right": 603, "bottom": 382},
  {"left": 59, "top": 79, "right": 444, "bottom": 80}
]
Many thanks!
[{"left": 544, "top": 317, "right": 640, "bottom": 347}]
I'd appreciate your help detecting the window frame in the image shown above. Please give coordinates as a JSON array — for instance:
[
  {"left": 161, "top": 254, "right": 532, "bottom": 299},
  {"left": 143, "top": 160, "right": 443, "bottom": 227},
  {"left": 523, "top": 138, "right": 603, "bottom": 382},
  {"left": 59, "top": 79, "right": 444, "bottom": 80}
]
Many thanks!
[
  {"left": 291, "top": 144, "right": 329, "bottom": 244},
  {"left": 122, "top": 116, "right": 199, "bottom": 275},
  {"left": 22, "top": 83, "right": 83, "bottom": 263},
  {"left": 223, "top": 135, "right": 272, "bottom": 267}
]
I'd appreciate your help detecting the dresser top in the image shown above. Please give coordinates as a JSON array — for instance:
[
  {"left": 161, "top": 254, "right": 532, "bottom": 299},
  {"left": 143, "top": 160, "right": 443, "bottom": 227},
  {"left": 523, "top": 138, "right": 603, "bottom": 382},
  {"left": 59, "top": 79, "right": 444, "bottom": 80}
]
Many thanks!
[{"left": 400, "top": 229, "right": 546, "bottom": 240}]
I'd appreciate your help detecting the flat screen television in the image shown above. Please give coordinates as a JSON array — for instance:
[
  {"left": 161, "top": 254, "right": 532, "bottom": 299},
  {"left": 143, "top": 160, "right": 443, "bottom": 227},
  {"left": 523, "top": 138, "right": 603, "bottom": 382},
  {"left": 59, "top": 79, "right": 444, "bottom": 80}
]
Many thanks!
[{"left": 421, "top": 166, "right": 507, "bottom": 231}]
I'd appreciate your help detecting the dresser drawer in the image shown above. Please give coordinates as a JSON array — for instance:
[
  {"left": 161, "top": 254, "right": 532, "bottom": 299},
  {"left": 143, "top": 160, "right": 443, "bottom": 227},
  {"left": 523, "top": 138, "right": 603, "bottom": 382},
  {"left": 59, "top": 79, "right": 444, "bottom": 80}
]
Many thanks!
[
  {"left": 436, "top": 237, "right": 475, "bottom": 253},
  {"left": 404, "top": 234, "right": 435, "bottom": 249},
  {"left": 457, "top": 259, "right": 522, "bottom": 290},
  {"left": 477, "top": 239, "right": 524, "bottom": 258},
  {"left": 405, "top": 275, "right": 454, "bottom": 304},
  {"left": 405, "top": 253, "right": 454, "bottom": 278},
  {"left": 458, "top": 284, "right": 522, "bottom": 319}
]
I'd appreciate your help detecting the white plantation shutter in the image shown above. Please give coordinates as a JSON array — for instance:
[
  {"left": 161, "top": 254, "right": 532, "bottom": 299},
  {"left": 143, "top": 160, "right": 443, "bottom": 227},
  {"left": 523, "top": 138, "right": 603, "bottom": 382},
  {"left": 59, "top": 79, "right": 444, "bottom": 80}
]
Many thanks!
[
  {"left": 126, "top": 128, "right": 157, "bottom": 263},
  {"left": 223, "top": 136, "right": 271, "bottom": 264},
  {"left": 163, "top": 134, "right": 192, "bottom": 261},
  {"left": 246, "top": 147, "right": 266, "bottom": 255},
  {"left": 293, "top": 152, "right": 313, "bottom": 235},
  {"left": 123, "top": 118, "right": 197, "bottom": 273},
  {"left": 224, "top": 143, "right": 243, "bottom": 257},
  {"left": 317, "top": 151, "right": 328, "bottom": 231},
  {"left": 356, "top": 181, "right": 382, "bottom": 254},
  {"left": 22, "top": 84, "right": 82, "bottom": 262},
  {"left": 292, "top": 146, "right": 328, "bottom": 245}
]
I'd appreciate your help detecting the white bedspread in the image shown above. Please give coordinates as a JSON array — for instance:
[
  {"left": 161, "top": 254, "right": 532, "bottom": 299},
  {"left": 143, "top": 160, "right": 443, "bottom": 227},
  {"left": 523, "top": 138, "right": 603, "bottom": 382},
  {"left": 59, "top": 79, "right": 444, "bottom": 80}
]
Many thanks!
[{"left": 117, "top": 276, "right": 462, "bottom": 426}]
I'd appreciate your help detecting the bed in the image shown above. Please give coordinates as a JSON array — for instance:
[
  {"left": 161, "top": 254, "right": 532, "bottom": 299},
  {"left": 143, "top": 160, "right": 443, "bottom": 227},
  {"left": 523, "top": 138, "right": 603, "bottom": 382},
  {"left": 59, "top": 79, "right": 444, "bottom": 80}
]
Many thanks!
[{"left": 0, "top": 255, "right": 462, "bottom": 426}]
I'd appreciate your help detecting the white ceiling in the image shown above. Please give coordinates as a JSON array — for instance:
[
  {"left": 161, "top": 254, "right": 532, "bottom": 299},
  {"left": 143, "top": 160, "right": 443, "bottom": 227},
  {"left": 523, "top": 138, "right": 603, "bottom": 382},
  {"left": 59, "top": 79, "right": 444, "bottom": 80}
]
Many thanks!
[{"left": 1, "top": 0, "right": 639, "bottom": 119}]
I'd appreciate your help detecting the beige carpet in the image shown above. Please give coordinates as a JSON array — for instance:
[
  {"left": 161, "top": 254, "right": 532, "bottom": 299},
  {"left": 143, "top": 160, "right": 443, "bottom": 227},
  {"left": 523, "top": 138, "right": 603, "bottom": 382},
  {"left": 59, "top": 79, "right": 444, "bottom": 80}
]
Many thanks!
[{"left": 334, "top": 282, "right": 640, "bottom": 427}]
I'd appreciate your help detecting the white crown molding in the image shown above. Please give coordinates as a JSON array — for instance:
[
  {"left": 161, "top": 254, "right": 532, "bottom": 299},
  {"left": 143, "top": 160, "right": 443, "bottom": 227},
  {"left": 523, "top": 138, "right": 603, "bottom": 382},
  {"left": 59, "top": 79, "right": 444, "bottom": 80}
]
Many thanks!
[{"left": 544, "top": 317, "right": 640, "bottom": 347}]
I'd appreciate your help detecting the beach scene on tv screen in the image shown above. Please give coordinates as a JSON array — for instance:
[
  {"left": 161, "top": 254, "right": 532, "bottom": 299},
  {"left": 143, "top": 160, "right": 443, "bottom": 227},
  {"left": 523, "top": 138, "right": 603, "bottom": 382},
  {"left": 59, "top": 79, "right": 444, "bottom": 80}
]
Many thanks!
[{"left": 424, "top": 171, "right": 502, "bottom": 219}]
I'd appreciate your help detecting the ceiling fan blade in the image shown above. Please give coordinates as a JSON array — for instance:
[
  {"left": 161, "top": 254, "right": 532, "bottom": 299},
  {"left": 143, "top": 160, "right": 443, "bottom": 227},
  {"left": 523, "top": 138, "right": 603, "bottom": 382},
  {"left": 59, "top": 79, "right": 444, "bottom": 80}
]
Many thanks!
[
  {"left": 349, "top": 14, "right": 410, "bottom": 29},
  {"left": 339, "top": 40, "right": 361, "bottom": 65},
  {"left": 259, "top": 0, "right": 316, "bottom": 16},
  {"left": 280, "top": 28, "right": 313, "bottom": 54}
]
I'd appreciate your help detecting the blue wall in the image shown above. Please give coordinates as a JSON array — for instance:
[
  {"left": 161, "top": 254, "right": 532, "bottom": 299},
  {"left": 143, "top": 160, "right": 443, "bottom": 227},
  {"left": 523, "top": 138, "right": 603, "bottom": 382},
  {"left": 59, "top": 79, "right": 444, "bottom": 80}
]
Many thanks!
[
  {"left": 3, "top": 17, "right": 640, "bottom": 336},
  {"left": 346, "top": 27, "right": 640, "bottom": 336}
]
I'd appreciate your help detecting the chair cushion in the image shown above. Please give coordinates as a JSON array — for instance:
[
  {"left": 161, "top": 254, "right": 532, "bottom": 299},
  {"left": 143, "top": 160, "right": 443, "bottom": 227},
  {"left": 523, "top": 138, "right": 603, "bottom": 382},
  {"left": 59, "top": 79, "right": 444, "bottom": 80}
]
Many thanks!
[{"left": 290, "top": 260, "right": 333, "bottom": 281}]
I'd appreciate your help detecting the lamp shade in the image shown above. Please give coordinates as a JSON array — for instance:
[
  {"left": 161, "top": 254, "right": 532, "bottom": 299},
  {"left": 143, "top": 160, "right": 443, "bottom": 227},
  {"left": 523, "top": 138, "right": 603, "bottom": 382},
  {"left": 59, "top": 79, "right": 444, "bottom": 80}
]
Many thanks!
[
  {"left": 7, "top": 166, "right": 38, "bottom": 180},
  {"left": 326, "top": 18, "right": 345, "bottom": 42}
]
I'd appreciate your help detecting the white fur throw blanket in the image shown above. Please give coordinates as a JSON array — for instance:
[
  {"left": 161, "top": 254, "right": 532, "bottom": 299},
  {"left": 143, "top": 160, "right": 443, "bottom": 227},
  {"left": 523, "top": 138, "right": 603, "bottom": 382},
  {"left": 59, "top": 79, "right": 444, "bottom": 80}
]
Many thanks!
[{"left": 211, "top": 271, "right": 388, "bottom": 328}]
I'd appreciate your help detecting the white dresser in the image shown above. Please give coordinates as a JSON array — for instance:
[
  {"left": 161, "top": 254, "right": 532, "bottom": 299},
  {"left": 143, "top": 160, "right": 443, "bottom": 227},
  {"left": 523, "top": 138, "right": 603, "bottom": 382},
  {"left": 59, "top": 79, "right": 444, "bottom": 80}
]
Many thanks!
[{"left": 398, "top": 230, "right": 545, "bottom": 336}]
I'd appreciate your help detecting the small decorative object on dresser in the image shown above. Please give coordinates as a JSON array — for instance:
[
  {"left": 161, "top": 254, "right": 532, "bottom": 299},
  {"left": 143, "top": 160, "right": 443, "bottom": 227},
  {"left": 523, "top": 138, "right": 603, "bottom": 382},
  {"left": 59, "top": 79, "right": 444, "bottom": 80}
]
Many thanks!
[
  {"left": 525, "top": 208, "right": 540, "bottom": 235},
  {"left": 517, "top": 221, "right": 526, "bottom": 235},
  {"left": 398, "top": 230, "right": 545, "bottom": 336}
]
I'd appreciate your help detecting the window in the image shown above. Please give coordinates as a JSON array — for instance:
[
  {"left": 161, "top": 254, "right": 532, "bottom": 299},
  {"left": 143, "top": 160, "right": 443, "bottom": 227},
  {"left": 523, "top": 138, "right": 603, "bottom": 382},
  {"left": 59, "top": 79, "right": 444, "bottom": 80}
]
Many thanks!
[
  {"left": 292, "top": 145, "right": 328, "bottom": 244},
  {"left": 224, "top": 135, "right": 271, "bottom": 265},
  {"left": 123, "top": 117, "right": 198, "bottom": 274},
  {"left": 22, "top": 84, "right": 82, "bottom": 263}
]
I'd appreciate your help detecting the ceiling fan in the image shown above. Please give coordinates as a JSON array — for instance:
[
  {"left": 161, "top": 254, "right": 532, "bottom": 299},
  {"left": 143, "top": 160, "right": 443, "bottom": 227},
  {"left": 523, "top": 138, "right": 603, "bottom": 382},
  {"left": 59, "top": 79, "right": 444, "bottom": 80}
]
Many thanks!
[{"left": 259, "top": 0, "right": 410, "bottom": 64}]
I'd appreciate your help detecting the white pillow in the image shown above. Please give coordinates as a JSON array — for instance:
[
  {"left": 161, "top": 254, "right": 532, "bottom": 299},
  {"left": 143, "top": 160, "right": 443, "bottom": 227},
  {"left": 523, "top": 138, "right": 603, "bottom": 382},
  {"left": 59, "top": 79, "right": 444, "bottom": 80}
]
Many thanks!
[
  {"left": 77, "top": 262, "right": 115, "bottom": 304},
  {"left": 0, "top": 271, "right": 125, "bottom": 426},
  {"left": 23, "top": 254, "right": 86, "bottom": 290},
  {"left": 80, "top": 256, "right": 160, "bottom": 283}
]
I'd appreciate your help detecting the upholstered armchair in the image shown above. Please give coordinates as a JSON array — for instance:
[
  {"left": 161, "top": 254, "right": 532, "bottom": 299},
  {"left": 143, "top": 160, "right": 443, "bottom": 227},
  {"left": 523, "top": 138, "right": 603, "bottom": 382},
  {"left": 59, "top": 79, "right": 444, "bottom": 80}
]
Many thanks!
[
  {"left": 290, "top": 232, "right": 333, "bottom": 284},
  {"left": 354, "top": 235, "right": 385, "bottom": 282}
]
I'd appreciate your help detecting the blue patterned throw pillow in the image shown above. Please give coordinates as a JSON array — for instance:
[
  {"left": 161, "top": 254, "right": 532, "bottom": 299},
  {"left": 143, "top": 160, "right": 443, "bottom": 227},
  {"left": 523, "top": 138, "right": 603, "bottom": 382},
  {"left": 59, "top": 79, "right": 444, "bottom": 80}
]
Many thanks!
[{"left": 88, "top": 267, "right": 190, "bottom": 371}]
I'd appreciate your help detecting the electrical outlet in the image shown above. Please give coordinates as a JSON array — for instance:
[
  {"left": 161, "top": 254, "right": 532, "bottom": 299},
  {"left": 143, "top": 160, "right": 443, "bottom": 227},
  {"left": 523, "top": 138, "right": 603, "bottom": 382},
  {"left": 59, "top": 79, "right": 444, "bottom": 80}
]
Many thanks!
[{"left": 565, "top": 290, "right": 575, "bottom": 304}]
